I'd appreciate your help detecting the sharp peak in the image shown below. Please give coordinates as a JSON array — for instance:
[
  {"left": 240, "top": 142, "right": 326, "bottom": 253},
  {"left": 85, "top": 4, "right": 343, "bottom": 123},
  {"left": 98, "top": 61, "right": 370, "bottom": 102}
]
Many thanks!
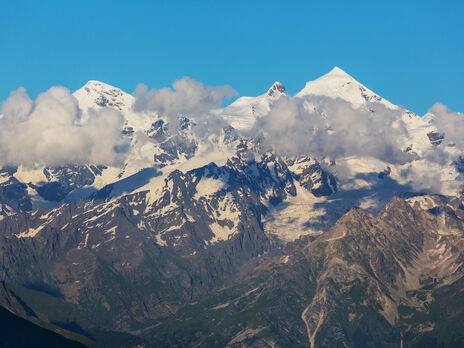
[
  {"left": 73, "top": 80, "right": 134, "bottom": 109},
  {"left": 81, "top": 80, "right": 122, "bottom": 90},
  {"left": 323, "top": 66, "right": 354, "bottom": 79},
  {"left": 73, "top": 80, "right": 131, "bottom": 99},
  {"left": 266, "top": 81, "right": 286, "bottom": 98},
  {"left": 296, "top": 66, "right": 399, "bottom": 109},
  {"left": 300, "top": 65, "right": 370, "bottom": 91}
]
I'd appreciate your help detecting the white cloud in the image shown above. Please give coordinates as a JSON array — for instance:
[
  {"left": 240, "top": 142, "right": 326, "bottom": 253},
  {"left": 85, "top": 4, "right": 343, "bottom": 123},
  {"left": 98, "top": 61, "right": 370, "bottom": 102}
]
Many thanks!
[
  {"left": 133, "top": 77, "right": 236, "bottom": 123},
  {"left": 252, "top": 95, "right": 413, "bottom": 164},
  {"left": 1, "top": 87, "right": 33, "bottom": 123},
  {"left": 428, "top": 102, "right": 464, "bottom": 148},
  {"left": 0, "top": 87, "right": 128, "bottom": 167}
]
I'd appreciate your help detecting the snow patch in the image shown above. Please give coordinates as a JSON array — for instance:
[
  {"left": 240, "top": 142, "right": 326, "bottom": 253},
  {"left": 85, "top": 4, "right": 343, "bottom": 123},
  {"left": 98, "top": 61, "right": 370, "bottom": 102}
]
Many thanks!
[
  {"left": 209, "top": 222, "right": 235, "bottom": 243},
  {"left": 194, "top": 177, "right": 226, "bottom": 199},
  {"left": 16, "top": 209, "right": 62, "bottom": 238}
]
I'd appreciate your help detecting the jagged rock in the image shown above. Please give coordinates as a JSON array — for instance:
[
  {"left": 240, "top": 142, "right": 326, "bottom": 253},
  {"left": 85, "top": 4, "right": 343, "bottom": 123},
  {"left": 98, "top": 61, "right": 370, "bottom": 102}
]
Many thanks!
[
  {"left": 0, "top": 167, "right": 32, "bottom": 215},
  {"left": 152, "top": 117, "right": 198, "bottom": 166},
  {"left": 427, "top": 131, "right": 445, "bottom": 146},
  {"left": 267, "top": 82, "right": 286, "bottom": 98},
  {"left": 378, "top": 166, "right": 392, "bottom": 179},
  {"left": 142, "top": 195, "right": 464, "bottom": 347},
  {"left": 298, "top": 162, "right": 337, "bottom": 197},
  {"left": 29, "top": 165, "right": 106, "bottom": 202}
]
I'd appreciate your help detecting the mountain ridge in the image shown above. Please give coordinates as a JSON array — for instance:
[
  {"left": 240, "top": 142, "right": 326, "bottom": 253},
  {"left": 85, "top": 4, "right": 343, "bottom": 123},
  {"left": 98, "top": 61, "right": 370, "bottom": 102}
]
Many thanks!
[
  {"left": 2, "top": 67, "right": 462, "bottom": 236},
  {"left": 1, "top": 67, "right": 464, "bottom": 347}
]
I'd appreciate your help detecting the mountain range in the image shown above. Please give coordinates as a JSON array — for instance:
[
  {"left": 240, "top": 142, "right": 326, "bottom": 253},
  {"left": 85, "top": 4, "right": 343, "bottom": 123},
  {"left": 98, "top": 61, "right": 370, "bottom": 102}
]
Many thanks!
[{"left": 1, "top": 67, "right": 464, "bottom": 347}]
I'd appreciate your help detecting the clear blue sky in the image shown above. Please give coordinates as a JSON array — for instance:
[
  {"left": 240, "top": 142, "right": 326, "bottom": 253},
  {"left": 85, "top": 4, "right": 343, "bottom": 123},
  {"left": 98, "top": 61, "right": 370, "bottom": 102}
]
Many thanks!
[{"left": 1, "top": 0, "right": 463, "bottom": 115}]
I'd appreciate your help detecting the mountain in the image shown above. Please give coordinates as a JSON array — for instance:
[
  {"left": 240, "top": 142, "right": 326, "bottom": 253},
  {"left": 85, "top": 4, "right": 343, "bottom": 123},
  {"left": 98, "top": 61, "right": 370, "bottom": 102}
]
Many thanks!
[
  {"left": 73, "top": 80, "right": 135, "bottom": 114},
  {"left": 145, "top": 194, "right": 464, "bottom": 347},
  {"left": 4, "top": 68, "right": 460, "bottom": 219},
  {"left": 1, "top": 68, "right": 464, "bottom": 347},
  {"left": 296, "top": 66, "right": 396, "bottom": 109},
  {"left": 213, "top": 81, "right": 286, "bottom": 130}
]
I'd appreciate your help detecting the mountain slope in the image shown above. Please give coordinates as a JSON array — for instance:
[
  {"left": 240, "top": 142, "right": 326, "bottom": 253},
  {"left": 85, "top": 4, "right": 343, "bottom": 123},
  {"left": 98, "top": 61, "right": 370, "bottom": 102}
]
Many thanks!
[
  {"left": 145, "top": 195, "right": 464, "bottom": 347},
  {"left": 0, "top": 304, "right": 90, "bottom": 348}
]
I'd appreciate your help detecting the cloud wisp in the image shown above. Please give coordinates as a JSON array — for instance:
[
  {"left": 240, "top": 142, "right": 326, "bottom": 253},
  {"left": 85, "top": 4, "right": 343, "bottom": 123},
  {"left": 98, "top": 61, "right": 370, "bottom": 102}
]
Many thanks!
[{"left": 0, "top": 87, "right": 128, "bottom": 168}]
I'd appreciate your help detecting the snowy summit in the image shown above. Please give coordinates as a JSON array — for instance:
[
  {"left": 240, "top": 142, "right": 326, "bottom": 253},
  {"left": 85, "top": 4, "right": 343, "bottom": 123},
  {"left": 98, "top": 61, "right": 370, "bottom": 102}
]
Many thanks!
[{"left": 296, "top": 66, "right": 396, "bottom": 110}]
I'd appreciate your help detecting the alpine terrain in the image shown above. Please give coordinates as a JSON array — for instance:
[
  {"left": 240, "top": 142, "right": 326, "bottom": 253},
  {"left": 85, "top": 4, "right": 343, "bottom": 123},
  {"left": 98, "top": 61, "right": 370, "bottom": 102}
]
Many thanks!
[{"left": 1, "top": 67, "right": 464, "bottom": 347}]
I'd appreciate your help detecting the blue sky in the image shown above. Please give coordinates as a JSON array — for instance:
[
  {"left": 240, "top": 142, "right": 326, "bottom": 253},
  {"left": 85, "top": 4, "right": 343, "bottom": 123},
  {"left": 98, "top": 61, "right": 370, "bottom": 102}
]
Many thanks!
[{"left": 1, "top": 0, "right": 463, "bottom": 115}]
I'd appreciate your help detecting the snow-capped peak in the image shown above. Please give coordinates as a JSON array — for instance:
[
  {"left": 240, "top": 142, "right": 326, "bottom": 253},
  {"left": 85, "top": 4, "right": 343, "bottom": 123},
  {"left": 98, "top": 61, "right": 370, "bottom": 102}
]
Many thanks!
[
  {"left": 324, "top": 66, "right": 352, "bottom": 78},
  {"left": 80, "top": 80, "right": 120, "bottom": 91},
  {"left": 267, "top": 81, "right": 286, "bottom": 98},
  {"left": 296, "top": 67, "right": 397, "bottom": 110},
  {"left": 214, "top": 81, "right": 287, "bottom": 130},
  {"left": 73, "top": 80, "right": 135, "bottom": 113}
]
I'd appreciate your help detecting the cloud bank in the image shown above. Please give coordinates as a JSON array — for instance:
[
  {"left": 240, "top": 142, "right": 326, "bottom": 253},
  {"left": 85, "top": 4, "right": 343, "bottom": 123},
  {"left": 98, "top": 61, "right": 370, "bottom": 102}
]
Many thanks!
[
  {"left": 0, "top": 87, "right": 128, "bottom": 167},
  {"left": 252, "top": 95, "right": 413, "bottom": 164}
]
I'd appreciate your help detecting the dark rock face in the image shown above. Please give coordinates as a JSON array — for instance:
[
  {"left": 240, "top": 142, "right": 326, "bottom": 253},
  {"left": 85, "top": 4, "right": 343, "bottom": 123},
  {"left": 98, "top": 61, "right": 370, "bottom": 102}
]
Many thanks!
[
  {"left": 359, "top": 85, "right": 383, "bottom": 103},
  {"left": 0, "top": 159, "right": 273, "bottom": 334},
  {"left": 267, "top": 82, "right": 286, "bottom": 98},
  {"left": 0, "top": 167, "right": 32, "bottom": 215},
  {"left": 225, "top": 149, "right": 296, "bottom": 205},
  {"left": 152, "top": 117, "right": 198, "bottom": 166},
  {"left": 302, "top": 196, "right": 464, "bottom": 347},
  {"left": 298, "top": 162, "right": 337, "bottom": 197},
  {"left": 0, "top": 143, "right": 335, "bottom": 339},
  {"left": 288, "top": 156, "right": 337, "bottom": 197},
  {"left": 127, "top": 195, "right": 464, "bottom": 347},
  {"left": 30, "top": 165, "right": 106, "bottom": 202},
  {"left": 378, "top": 165, "right": 392, "bottom": 179},
  {"left": 2, "top": 179, "right": 464, "bottom": 347},
  {"left": 155, "top": 134, "right": 197, "bottom": 164},
  {"left": 147, "top": 119, "right": 168, "bottom": 142},
  {"left": 427, "top": 131, "right": 445, "bottom": 146},
  {"left": 222, "top": 125, "right": 239, "bottom": 144},
  {"left": 454, "top": 156, "right": 464, "bottom": 173}
]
